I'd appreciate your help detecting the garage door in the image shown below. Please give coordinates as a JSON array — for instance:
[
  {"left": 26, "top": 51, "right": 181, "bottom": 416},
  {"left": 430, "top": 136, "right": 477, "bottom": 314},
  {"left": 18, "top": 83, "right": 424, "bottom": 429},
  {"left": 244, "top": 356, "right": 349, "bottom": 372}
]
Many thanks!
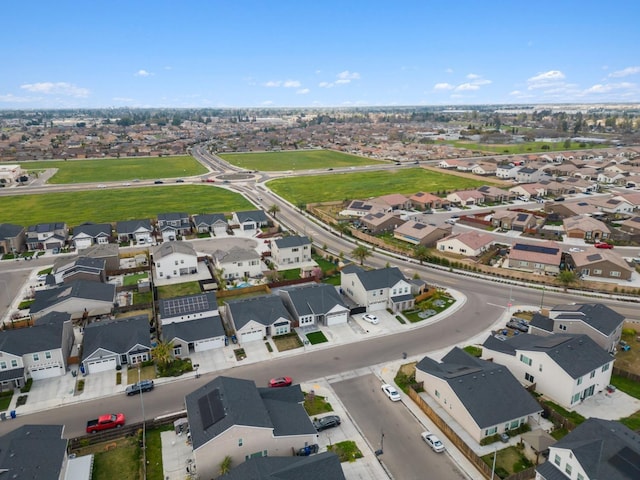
[
  {"left": 326, "top": 312, "right": 348, "bottom": 326},
  {"left": 194, "top": 337, "right": 225, "bottom": 352},
  {"left": 87, "top": 357, "right": 117, "bottom": 374},
  {"left": 240, "top": 330, "right": 263, "bottom": 343},
  {"left": 213, "top": 225, "right": 227, "bottom": 236},
  {"left": 30, "top": 364, "right": 63, "bottom": 380}
]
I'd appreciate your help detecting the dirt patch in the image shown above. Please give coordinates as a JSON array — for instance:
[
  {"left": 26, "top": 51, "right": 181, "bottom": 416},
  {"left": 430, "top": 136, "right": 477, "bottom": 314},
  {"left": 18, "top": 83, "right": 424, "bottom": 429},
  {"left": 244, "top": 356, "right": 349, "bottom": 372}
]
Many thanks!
[
  {"left": 273, "top": 333, "right": 303, "bottom": 352},
  {"left": 614, "top": 323, "right": 640, "bottom": 375},
  {"left": 399, "top": 362, "right": 417, "bottom": 377}
]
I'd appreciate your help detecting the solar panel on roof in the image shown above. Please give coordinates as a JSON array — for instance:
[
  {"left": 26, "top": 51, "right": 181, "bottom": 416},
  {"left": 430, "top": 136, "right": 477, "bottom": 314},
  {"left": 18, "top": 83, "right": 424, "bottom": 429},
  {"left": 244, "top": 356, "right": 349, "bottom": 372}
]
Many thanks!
[
  {"left": 198, "top": 389, "right": 225, "bottom": 430},
  {"left": 609, "top": 446, "right": 640, "bottom": 478},
  {"left": 513, "top": 243, "right": 558, "bottom": 255},
  {"left": 586, "top": 254, "right": 602, "bottom": 261},
  {"left": 516, "top": 213, "right": 528, "bottom": 222},
  {"left": 577, "top": 202, "right": 589, "bottom": 206},
  {"left": 164, "top": 295, "right": 209, "bottom": 316},
  {"left": 632, "top": 218, "right": 640, "bottom": 223},
  {"left": 414, "top": 223, "right": 426, "bottom": 230}
]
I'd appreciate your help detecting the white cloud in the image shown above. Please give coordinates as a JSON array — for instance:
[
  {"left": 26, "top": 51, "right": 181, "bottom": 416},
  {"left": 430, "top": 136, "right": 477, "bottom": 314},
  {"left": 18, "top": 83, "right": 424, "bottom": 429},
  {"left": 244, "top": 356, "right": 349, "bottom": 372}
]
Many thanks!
[
  {"left": 433, "top": 83, "right": 454, "bottom": 91},
  {"left": 0, "top": 93, "right": 36, "bottom": 103},
  {"left": 264, "top": 79, "right": 301, "bottom": 88},
  {"left": 134, "top": 69, "right": 152, "bottom": 77},
  {"left": 20, "top": 82, "right": 90, "bottom": 97},
  {"left": 528, "top": 70, "right": 565, "bottom": 83},
  {"left": 264, "top": 81, "right": 282, "bottom": 87},
  {"left": 112, "top": 97, "right": 136, "bottom": 103},
  {"left": 318, "top": 81, "right": 333, "bottom": 88},
  {"left": 455, "top": 83, "right": 480, "bottom": 91},
  {"left": 584, "top": 82, "right": 635, "bottom": 94},
  {"left": 283, "top": 80, "right": 301, "bottom": 88},
  {"left": 609, "top": 66, "right": 640, "bottom": 78},
  {"left": 509, "top": 90, "right": 522, "bottom": 96},
  {"left": 445, "top": 68, "right": 454, "bottom": 74},
  {"left": 296, "top": 88, "right": 310, "bottom": 94},
  {"left": 261, "top": 100, "right": 274, "bottom": 105},
  {"left": 335, "top": 70, "right": 360, "bottom": 85},
  {"left": 466, "top": 73, "right": 480, "bottom": 80}
]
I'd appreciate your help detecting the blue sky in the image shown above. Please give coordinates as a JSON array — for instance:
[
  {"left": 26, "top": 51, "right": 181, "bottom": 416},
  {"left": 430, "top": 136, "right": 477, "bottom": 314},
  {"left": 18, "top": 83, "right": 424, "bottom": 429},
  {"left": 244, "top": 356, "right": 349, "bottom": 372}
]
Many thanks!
[{"left": 1, "top": 1, "right": 639, "bottom": 109}]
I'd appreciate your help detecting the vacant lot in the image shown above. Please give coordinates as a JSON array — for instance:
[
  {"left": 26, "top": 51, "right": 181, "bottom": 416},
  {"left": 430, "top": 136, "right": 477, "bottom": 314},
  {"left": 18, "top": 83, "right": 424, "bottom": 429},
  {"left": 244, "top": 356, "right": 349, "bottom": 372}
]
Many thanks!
[
  {"left": 437, "top": 140, "right": 608, "bottom": 155},
  {"left": 219, "top": 149, "right": 385, "bottom": 171},
  {"left": 20, "top": 156, "right": 207, "bottom": 184},
  {"left": 0, "top": 185, "right": 253, "bottom": 226},
  {"left": 268, "top": 167, "right": 491, "bottom": 204}
]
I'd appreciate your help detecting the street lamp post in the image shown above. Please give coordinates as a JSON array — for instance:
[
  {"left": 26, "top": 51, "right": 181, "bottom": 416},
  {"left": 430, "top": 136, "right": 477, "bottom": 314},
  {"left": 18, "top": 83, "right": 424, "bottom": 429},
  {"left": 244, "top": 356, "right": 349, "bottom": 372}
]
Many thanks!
[{"left": 139, "top": 365, "right": 147, "bottom": 479}]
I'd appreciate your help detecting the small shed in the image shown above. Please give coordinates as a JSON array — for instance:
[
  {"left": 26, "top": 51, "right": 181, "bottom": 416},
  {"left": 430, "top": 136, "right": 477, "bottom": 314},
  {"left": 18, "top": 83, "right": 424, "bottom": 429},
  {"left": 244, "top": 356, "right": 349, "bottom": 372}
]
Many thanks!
[{"left": 521, "top": 429, "right": 556, "bottom": 464}]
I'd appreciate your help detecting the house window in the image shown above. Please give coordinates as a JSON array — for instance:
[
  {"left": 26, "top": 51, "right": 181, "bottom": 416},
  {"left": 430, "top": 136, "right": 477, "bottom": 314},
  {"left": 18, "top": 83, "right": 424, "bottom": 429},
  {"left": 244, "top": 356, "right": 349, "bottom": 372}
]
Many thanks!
[
  {"left": 571, "top": 393, "right": 580, "bottom": 404},
  {"left": 0, "top": 362, "right": 5, "bottom": 369},
  {"left": 565, "top": 464, "right": 572, "bottom": 475},
  {"left": 485, "top": 427, "right": 497, "bottom": 436},
  {"left": 577, "top": 473, "right": 584, "bottom": 480},
  {"left": 520, "top": 261, "right": 529, "bottom": 267},
  {"left": 534, "top": 263, "right": 542, "bottom": 269},
  {"left": 435, "top": 390, "right": 440, "bottom": 398},
  {"left": 238, "top": 438, "right": 243, "bottom": 447},
  {"left": 610, "top": 271, "right": 621, "bottom": 277},
  {"left": 174, "top": 260, "right": 179, "bottom": 265},
  {"left": 593, "top": 269, "right": 602, "bottom": 275},
  {"left": 525, "top": 373, "right": 534, "bottom": 382},
  {"left": 602, "top": 363, "right": 610, "bottom": 372},
  {"left": 554, "top": 454, "right": 561, "bottom": 466},
  {"left": 559, "top": 324, "right": 567, "bottom": 331},
  {"left": 577, "top": 377, "right": 583, "bottom": 385},
  {"left": 33, "top": 353, "right": 40, "bottom": 362},
  {"left": 510, "top": 420, "right": 519, "bottom": 429},
  {"left": 11, "top": 360, "right": 17, "bottom": 368},
  {"left": 590, "top": 370, "right": 596, "bottom": 379},
  {"left": 45, "top": 351, "right": 52, "bottom": 359},
  {"left": 180, "top": 259, "right": 184, "bottom": 264},
  {"left": 519, "top": 354, "right": 532, "bottom": 366},
  {"left": 379, "top": 290, "right": 383, "bottom": 295},
  {"left": 292, "top": 247, "right": 299, "bottom": 252},
  {"left": 173, "top": 346, "right": 182, "bottom": 356}
]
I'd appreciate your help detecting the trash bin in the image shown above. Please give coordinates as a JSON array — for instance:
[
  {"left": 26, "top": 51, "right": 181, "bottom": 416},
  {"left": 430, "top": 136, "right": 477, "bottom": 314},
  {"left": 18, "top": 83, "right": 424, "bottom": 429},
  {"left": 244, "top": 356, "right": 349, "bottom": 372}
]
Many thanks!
[
  {"left": 0, "top": 412, "right": 6, "bottom": 421},
  {"left": 10, "top": 410, "right": 16, "bottom": 419}
]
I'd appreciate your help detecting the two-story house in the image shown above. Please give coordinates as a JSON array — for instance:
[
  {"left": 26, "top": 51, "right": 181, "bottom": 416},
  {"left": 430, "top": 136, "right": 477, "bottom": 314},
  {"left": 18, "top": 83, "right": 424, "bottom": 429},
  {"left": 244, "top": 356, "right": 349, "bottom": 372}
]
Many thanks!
[
  {"left": 151, "top": 241, "right": 199, "bottom": 280},
  {"left": 26, "top": 222, "right": 68, "bottom": 251},
  {"left": 340, "top": 265, "right": 414, "bottom": 313},
  {"left": 0, "top": 223, "right": 26, "bottom": 255},
  {"left": 214, "top": 247, "right": 263, "bottom": 280},
  {"left": 270, "top": 235, "right": 313, "bottom": 270}
]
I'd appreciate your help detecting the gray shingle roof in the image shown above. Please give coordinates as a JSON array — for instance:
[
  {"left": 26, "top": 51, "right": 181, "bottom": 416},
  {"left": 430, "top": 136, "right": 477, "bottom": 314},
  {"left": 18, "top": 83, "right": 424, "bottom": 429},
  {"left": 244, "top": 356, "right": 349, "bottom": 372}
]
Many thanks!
[
  {"left": 279, "top": 283, "right": 346, "bottom": 317},
  {"left": 162, "top": 315, "right": 225, "bottom": 343},
  {"left": 71, "top": 222, "right": 112, "bottom": 238},
  {"left": 529, "top": 312, "right": 554, "bottom": 332},
  {"left": 158, "top": 292, "right": 218, "bottom": 319},
  {"left": 537, "top": 418, "right": 640, "bottom": 480},
  {"left": 226, "top": 294, "right": 291, "bottom": 329},
  {"left": 82, "top": 314, "right": 151, "bottom": 361},
  {"left": 0, "top": 311, "right": 69, "bottom": 356},
  {"left": 115, "top": 218, "right": 152, "bottom": 234},
  {"left": 273, "top": 235, "right": 311, "bottom": 249},
  {"left": 30, "top": 280, "right": 116, "bottom": 314},
  {"left": 185, "top": 376, "right": 315, "bottom": 450},
  {"left": 221, "top": 451, "right": 346, "bottom": 480},
  {"left": 0, "top": 425, "right": 67, "bottom": 478},
  {"left": 235, "top": 210, "right": 268, "bottom": 224},
  {"left": 550, "top": 303, "right": 624, "bottom": 336},
  {"left": 0, "top": 223, "right": 24, "bottom": 240},
  {"left": 416, "top": 347, "right": 542, "bottom": 429},
  {"left": 151, "top": 240, "right": 196, "bottom": 259},
  {"left": 214, "top": 246, "right": 260, "bottom": 264},
  {"left": 344, "top": 266, "right": 406, "bottom": 290},
  {"left": 482, "top": 333, "right": 613, "bottom": 379},
  {"left": 192, "top": 213, "right": 227, "bottom": 227}
]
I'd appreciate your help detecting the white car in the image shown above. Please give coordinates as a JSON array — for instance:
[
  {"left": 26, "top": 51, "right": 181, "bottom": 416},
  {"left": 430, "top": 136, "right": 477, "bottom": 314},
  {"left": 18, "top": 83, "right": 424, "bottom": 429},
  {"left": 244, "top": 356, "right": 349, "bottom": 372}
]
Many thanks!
[
  {"left": 362, "top": 314, "right": 379, "bottom": 325},
  {"left": 569, "top": 247, "right": 584, "bottom": 253},
  {"left": 421, "top": 431, "right": 445, "bottom": 453},
  {"left": 381, "top": 384, "right": 401, "bottom": 402}
]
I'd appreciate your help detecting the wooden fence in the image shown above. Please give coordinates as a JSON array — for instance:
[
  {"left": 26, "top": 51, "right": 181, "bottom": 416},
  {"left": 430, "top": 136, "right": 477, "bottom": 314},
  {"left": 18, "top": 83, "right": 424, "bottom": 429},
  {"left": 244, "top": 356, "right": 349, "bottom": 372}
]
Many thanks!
[{"left": 613, "top": 366, "right": 640, "bottom": 383}]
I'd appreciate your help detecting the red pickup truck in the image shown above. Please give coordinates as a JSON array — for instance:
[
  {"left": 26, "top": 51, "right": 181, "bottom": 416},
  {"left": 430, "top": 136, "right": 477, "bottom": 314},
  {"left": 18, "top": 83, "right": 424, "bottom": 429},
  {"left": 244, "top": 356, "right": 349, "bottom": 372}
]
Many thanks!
[{"left": 86, "top": 413, "right": 126, "bottom": 434}]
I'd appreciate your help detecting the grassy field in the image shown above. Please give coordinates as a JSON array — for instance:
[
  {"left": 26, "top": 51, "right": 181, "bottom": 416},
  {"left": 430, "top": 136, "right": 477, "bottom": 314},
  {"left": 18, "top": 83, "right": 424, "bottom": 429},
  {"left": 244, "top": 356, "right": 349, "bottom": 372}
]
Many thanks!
[
  {"left": 20, "top": 155, "right": 207, "bottom": 184},
  {"left": 268, "top": 167, "right": 491, "bottom": 204},
  {"left": 436, "top": 140, "right": 608, "bottom": 155},
  {"left": 0, "top": 185, "right": 252, "bottom": 226},
  {"left": 219, "top": 149, "right": 385, "bottom": 171}
]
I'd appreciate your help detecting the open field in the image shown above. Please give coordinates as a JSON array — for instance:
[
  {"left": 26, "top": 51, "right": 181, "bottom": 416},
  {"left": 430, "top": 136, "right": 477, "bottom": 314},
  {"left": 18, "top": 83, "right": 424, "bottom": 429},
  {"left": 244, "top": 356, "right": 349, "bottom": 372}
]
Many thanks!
[
  {"left": 219, "top": 149, "right": 386, "bottom": 171},
  {"left": 0, "top": 185, "right": 253, "bottom": 226},
  {"left": 19, "top": 156, "right": 207, "bottom": 184},
  {"left": 267, "top": 167, "right": 492, "bottom": 204},
  {"left": 436, "top": 140, "right": 608, "bottom": 155}
]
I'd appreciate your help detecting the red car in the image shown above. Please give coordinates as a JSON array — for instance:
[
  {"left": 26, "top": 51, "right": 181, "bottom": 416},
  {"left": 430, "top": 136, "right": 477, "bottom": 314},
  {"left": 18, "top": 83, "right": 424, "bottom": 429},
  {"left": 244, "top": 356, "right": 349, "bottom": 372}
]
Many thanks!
[
  {"left": 269, "top": 376, "right": 292, "bottom": 388},
  {"left": 595, "top": 242, "right": 613, "bottom": 249}
]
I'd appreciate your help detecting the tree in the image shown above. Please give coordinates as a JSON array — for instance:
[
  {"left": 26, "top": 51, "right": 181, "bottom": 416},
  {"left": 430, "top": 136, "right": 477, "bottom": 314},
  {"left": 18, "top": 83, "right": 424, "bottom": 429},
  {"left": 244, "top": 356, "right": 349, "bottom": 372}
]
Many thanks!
[
  {"left": 268, "top": 204, "right": 280, "bottom": 218},
  {"left": 151, "top": 340, "right": 174, "bottom": 367},
  {"left": 557, "top": 270, "right": 578, "bottom": 292},
  {"left": 214, "top": 267, "right": 227, "bottom": 291},
  {"left": 414, "top": 245, "right": 430, "bottom": 265},
  {"left": 335, "top": 222, "right": 351, "bottom": 238},
  {"left": 219, "top": 455, "right": 233, "bottom": 476},
  {"left": 351, "top": 245, "right": 371, "bottom": 265}
]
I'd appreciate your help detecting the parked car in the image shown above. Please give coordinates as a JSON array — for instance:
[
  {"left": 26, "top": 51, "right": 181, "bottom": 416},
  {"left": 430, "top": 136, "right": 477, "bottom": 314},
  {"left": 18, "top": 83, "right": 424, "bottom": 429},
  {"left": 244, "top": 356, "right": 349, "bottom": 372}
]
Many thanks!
[
  {"left": 362, "top": 314, "right": 379, "bottom": 325},
  {"left": 421, "top": 431, "right": 445, "bottom": 452},
  {"left": 313, "top": 415, "right": 341, "bottom": 432},
  {"left": 568, "top": 247, "right": 584, "bottom": 253},
  {"left": 506, "top": 320, "right": 529, "bottom": 332},
  {"left": 125, "top": 379, "right": 154, "bottom": 396},
  {"left": 555, "top": 196, "right": 565, "bottom": 202},
  {"left": 595, "top": 242, "right": 613, "bottom": 249},
  {"left": 381, "top": 384, "right": 401, "bottom": 402},
  {"left": 619, "top": 340, "right": 631, "bottom": 352},
  {"left": 86, "top": 413, "right": 125, "bottom": 434},
  {"left": 268, "top": 376, "right": 292, "bottom": 388},
  {"left": 296, "top": 444, "right": 319, "bottom": 456}
]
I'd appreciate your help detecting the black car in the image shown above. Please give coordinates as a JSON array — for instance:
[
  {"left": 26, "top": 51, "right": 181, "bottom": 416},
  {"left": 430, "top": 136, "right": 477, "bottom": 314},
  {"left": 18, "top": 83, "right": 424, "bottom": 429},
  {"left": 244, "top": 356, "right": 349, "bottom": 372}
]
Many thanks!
[
  {"left": 313, "top": 415, "right": 341, "bottom": 432},
  {"left": 506, "top": 320, "right": 529, "bottom": 332},
  {"left": 154, "top": 180, "right": 164, "bottom": 184},
  {"left": 125, "top": 379, "right": 154, "bottom": 396}
]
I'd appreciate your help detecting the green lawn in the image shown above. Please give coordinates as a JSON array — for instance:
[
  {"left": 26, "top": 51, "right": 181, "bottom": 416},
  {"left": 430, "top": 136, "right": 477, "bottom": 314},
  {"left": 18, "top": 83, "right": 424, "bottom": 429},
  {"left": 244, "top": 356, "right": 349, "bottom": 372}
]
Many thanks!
[
  {"left": 157, "top": 281, "right": 202, "bottom": 299},
  {"left": 123, "top": 273, "right": 148, "bottom": 286},
  {"left": 306, "top": 331, "right": 328, "bottom": 345},
  {"left": 219, "top": 149, "right": 385, "bottom": 171},
  {"left": 91, "top": 436, "right": 141, "bottom": 480},
  {"left": 0, "top": 185, "right": 253, "bottom": 226},
  {"left": 610, "top": 375, "right": 640, "bottom": 399},
  {"left": 304, "top": 392, "right": 334, "bottom": 416},
  {"left": 268, "top": 168, "right": 491, "bottom": 204},
  {"left": 436, "top": 140, "right": 608, "bottom": 155},
  {"left": 21, "top": 156, "right": 207, "bottom": 184}
]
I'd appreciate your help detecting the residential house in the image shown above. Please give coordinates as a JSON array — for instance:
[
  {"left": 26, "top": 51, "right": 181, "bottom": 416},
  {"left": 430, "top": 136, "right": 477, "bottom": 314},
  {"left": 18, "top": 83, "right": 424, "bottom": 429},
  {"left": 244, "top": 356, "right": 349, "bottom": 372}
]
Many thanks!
[
  {"left": 373, "top": 193, "right": 412, "bottom": 210},
  {"left": 71, "top": 222, "right": 112, "bottom": 250},
  {"left": 221, "top": 452, "right": 346, "bottom": 480},
  {"left": 618, "top": 216, "right": 640, "bottom": 240},
  {"left": 279, "top": 282, "right": 349, "bottom": 327},
  {"left": 225, "top": 294, "right": 292, "bottom": 343},
  {"left": 446, "top": 190, "right": 485, "bottom": 206},
  {"left": 476, "top": 185, "right": 513, "bottom": 203},
  {"left": 415, "top": 347, "right": 543, "bottom": 443},
  {"left": 51, "top": 256, "right": 106, "bottom": 284},
  {"left": 509, "top": 183, "right": 547, "bottom": 200},
  {"left": 339, "top": 199, "right": 389, "bottom": 217},
  {"left": 214, "top": 247, "right": 263, "bottom": 280},
  {"left": 184, "top": 376, "right": 318, "bottom": 480},
  {"left": 0, "top": 223, "right": 26, "bottom": 254},
  {"left": 516, "top": 167, "right": 547, "bottom": 183},
  {"left": 81, "top": 314, "right": 152, "bottom": 374},
  {"left": 536, "top": 418, "right": 640, "bottom": 480},
  {"left": 545, "top": 200, "right": 601, "bottom": 218},
  {"left": 504, "top": 241, "right": 562, "bottom": 275},
  {"left": 192, "top": 213, "right": 228, "bottom": 236},
  {"left": 471, "top": 162, "right": 497, "bottom": 176},
  {"left": 539, "top": 180, "right": 568, "bottom": 197},
  {"left": 481, "top": 333, "right": 614, "bottom": 409},
  {"left": 116, "top": 219, "right": 154, "bottom": 245},
  {"left": 157, "top": 212, "right": 191, "bottom": 242},
  {"left": 597, "top": 170, "right": 627, "bottom": 185},
  {"left": 567, "top": 250, "right": 633, "bottom": 282},
  {"left": 151, "top": 241, "right": 199, "bottom": 279},
  {"left": 270, "top": 235, "right": 313, "bottom": 270},
  {"left": 562, "top": 177, "right": 598, "bottom": 193},
  {"left": 613, "top": 191, "right": 640, "bottom": 210},
  {"left": 30, "top": 280, "right": 116, "bottom": 321},
  {"left": 232, "top": 210, "right": 269, "bottom": 232},
  {"left": 529, "top": 303, "right": 625, "bottom": 353},
  {"left": 158, "top": 292, "right": 219, "bottom": 325},
  {"left": 78, "top": 243, "right": 120, "bottom": 271},
  {"left": 360, "top": 212, "right": 405, "bottom": 234},
  {"left": 0, "top": 311, "right": 73, "bottom": 385},
  {"left": 26, "top": 222, "right": 68, "bottom": 251},
  {"left": 436, "top": 231, "right": 494, "bottom": 257},
  {"left": 393, "top": 221, "right": 452, "bottom": 246},
  {"left": 563, "top": 215, "right": 611, "bottom": 241},
  {"left": 410, "top": 192, "right": 448, "bottom": 211},
  {"left": 340, "top": 265, "right": 415, "bottom": 313},
  {"left": 496, "top": 164, "right": 520, "bottom": 179},
  {"left": 0, "top": 425, "right": 68, "bottom": 479},
  {"left": 438, "top": 159, "right": 468, "bottom": 169},
  {"left": 588, "top": 196, "right": 634, "bottom": 215}
]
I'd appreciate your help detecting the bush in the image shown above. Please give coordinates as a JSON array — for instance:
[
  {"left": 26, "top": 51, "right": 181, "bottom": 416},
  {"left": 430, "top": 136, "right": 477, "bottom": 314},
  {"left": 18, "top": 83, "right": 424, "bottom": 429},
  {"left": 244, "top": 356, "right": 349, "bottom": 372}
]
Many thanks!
[
  {"left": 265, "top": 342, "right": 273, "bottom": 353},
  {"left": 16, "top": 395, "right": 27, "bottom": 407},
  {"left": 158, "top": 358, "right": 193, "bottom": 377},
  {"left": 20, "top": 378, "right": 33, "bottom": 393},
  {"left": 116, "top": 372, "right": 122, "bottom": 385}
]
